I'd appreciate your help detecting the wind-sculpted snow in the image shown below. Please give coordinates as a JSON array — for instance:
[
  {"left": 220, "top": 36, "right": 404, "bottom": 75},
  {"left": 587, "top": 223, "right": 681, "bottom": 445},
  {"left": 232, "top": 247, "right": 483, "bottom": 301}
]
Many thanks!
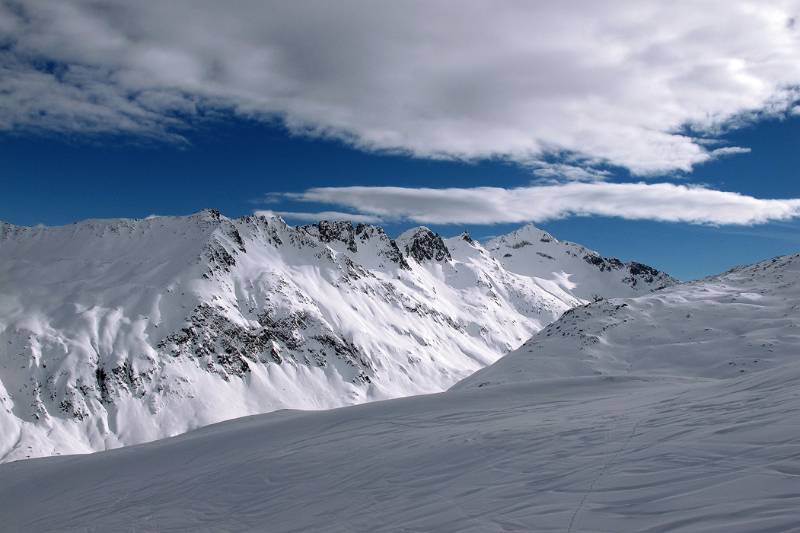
[
  {"left": 0, "top": 211, "right": 669, "bottom": 461},
  {"left": 457, "top": 253, "right": 800, "bottom": 389},
  {"left": 2, "top": 364, "right": 799, "bottom": 532}
]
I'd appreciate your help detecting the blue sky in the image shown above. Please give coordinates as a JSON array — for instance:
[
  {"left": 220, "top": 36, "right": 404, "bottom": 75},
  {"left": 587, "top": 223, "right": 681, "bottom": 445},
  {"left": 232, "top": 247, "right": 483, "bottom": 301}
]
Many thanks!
[
  {"left": 5, "top": 115, "right": 800, "bottom": 281},
  {"left": 3, "top": 2, "right": 800, "bottom": 281}
]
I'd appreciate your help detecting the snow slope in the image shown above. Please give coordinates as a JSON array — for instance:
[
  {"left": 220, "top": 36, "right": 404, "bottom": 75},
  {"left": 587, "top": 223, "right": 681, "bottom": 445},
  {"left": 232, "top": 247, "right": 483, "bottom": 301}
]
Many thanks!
[
  {"left": 2, "top": 252, "right": 800, "bottom": 532},
  {"left": 457, "top": 253, "right": 800, "bottom": 389},
  {"left": 0, "top": 211, "right": 669, "bottom": 461},
  {"left": 2, "top": 359, "right": 799, "bottom": 531},
  {"left": 486, "top": 224, "right": 673, "bottom": 301}
]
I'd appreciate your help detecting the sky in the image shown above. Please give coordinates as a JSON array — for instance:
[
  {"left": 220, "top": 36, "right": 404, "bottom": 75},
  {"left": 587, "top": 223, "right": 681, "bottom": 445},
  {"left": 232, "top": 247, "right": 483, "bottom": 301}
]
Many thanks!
[{"left": 3, "top": 1, "right": 800, "bottom": 280}]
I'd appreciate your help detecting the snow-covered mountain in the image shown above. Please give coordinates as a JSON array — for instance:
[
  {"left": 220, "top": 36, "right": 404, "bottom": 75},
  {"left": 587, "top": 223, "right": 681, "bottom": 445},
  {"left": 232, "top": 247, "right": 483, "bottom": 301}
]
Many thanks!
[
  {"left": 0, "top": 210, "right": 672, "bottom": 461},
  {"left": 485, "top": 223, "right": 673, "bottom": 300},
  {"left": 456, "top": 253, "right": 800, "bottom": 389},
  {"left": 3, "top": 252, "right": 800, "bottom": 533}
]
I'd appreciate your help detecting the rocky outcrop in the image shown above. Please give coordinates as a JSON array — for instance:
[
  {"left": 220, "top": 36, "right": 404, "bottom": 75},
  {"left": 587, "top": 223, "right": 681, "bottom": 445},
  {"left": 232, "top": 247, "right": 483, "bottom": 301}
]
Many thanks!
[
  {"left": 397, "top": 226, "right": 452, "bottom": 263},
  {"left": 300, "top": 221, "right": 410, "bottom": 269}
]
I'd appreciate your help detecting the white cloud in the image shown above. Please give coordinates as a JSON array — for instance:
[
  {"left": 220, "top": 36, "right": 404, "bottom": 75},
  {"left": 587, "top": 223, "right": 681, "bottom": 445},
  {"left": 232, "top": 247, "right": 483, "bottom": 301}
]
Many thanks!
[
  {"left": 709, "top": 146, "right": 753, "bottom": 157},
  {"left": 282, "top": 183, "right": 800, "bottom": 226},
  {"left": 255, "top": 209, "right": 383, "bottom": 224},
  {"left": 1, "top": 1, "right": 799, "bottom": 174},
  {"left": 531, "top": 163, "right": 612, "bottom": 182}
]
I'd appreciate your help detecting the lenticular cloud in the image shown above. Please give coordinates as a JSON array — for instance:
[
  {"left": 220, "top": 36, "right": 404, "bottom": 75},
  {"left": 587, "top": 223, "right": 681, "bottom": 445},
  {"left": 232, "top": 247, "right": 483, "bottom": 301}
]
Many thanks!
[{"left": 279, "top": 182, "right": 800, "bottom": 226}]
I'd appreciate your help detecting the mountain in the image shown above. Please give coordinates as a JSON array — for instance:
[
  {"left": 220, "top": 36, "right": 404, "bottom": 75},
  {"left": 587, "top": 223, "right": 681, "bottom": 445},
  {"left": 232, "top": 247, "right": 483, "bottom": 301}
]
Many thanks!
[
  {"left": 485, "top": 223, "right": 674, "bottom": 300},
  {"left": 456, "top": 253, "right": 800, "bottom": 389},
  {"left": 2, "top": 253, "right": 800, "bottom": 532},
  {"left": 0, "top": 210, "right": 672, "bottom": 461}
]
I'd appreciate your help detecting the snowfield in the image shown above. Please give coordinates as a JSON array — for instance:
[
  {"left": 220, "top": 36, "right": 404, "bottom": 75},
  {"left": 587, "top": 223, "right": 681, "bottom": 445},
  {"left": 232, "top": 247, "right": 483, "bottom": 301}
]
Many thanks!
[
  {"left": 1, "top": 365, "right": 798, "bottom": 532},
  {"left": 0, "top": 211, "right": 669, "bottom": 461},
  {"left": 457, "top": 253, "right": 800, "bottom": 389},
  {"left": 2, "top": 249, "right": 800, "bottom": 531}
]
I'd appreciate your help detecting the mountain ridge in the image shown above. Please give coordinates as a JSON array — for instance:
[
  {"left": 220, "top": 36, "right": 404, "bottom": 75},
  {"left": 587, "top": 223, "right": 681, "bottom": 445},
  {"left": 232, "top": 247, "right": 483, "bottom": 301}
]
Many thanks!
[
  {"left": 0, "top": 210, "right": 673, "bottom": 461},
  {"left": 456, "top": 251, "right": 800, "bottom": 390}
]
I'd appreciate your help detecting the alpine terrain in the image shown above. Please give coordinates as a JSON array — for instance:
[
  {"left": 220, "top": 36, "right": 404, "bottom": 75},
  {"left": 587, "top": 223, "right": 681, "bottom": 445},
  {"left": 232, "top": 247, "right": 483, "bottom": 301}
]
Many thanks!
[
  {"left": 0, "top": 210, "right": 671, "bottom": 461},
  {"left": 2, "top": 252, "right": 800, "bottom": 532}
]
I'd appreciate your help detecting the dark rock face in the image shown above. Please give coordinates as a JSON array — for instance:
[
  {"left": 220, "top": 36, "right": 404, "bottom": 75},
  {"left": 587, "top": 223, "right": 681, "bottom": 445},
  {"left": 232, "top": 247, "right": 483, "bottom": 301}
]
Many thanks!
[
  {"left": 583, "top": 253, "right": 625, "bottom": 272},
  {"left": 203, "top": 238, "right": 238, "bottom": 276},
  {"left": 628, "top": 261, "right": 660, "bottom": 279},
  {"left": 94, "top": 361, "right": 149, "bottom": 405},
  {"left": 157, "top": 304, "right": 373, "bottom": 384},
  {"left": 624, "top": 262, "right": 671, "bottom": 288},
  {"left": 300, "top": 221, "right": 360, "bottom": 252},
  {"left": 299, "top": 221, "right": 410, "bottom": 269},
  {"left": 400, "top": 227, "right": 452, "bottom": 263},
  {"left": 582, "top": 253, "right": 674, "bottom": 291},
  {"left": 353, "top": 224, "right": 409, "bottom": 269},
  {"left": 202, "top": 220, "right": 248, "bottom": 277},
  {"left": 383, "top": 242, "right": 410, "bottom": 269}
]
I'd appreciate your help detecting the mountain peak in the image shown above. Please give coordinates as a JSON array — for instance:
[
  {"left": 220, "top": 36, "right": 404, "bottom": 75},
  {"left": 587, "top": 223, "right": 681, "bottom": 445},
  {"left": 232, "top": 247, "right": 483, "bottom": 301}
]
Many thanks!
[
  {"left": 195, "top": 208, "right": 224, "bottom": 221},
  {"left": 300, "top": 220, "right": 361, "bottom": 252},
  {"left": 397, "top": 226, "right": 452, "bottom": 262},
  {"left": 515, "top": 223, "right": 556, "bottom": 243},
  {"left": 488, "top": 223, "right": 556, "bottom": 250}
]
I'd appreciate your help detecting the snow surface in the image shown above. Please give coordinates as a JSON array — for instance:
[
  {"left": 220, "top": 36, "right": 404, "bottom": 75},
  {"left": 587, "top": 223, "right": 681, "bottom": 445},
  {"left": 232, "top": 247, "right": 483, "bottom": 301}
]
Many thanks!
[
  {"left": 457, "top": 253, "right": 800, "bottom": 389},
  {"left": 0, "top": 211, "right": 667, "bottom": 461},
  {"left": 485, "top": 224, "right": 673, "bottom": 301},
  {"left": 1, "top": 252, "right": 799, "bottom": 531},
  {"left": 1, "top": 363, "right": 799, "bottom": 531}
]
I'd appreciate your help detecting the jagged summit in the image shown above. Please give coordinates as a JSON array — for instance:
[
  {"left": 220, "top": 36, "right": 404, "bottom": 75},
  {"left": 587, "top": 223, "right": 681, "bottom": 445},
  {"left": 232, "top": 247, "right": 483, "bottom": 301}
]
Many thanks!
[
  {"left": 396, "top": 226, "right": 452, "bottom": 263},
  {"left": 299, "top": 220, "right": 409, "bottom": 269},
  {"left": 301, "top": 220, "right": 375, "bottom": 251},
  {"left": 459, "top": 231, "right": 475, "bottom": 244}
]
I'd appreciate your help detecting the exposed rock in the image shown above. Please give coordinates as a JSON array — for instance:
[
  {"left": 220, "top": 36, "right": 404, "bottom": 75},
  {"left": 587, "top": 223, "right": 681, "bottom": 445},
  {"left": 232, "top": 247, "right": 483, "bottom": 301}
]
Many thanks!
[
  {"left": 583, "top": 253, "right": 624, "bottom": 272},
  {"left": 397, "top": 226, "right": 452, "bottom": 262}
]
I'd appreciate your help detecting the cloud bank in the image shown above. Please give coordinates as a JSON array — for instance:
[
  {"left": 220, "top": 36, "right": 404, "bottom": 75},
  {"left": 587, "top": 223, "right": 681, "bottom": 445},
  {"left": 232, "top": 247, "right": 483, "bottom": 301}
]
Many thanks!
[
  {"left": 2, "top": 1, "right": 799, "bottom": 174},
  {"left": 277, "top": 183, "right": 800, "bottom": 226},
  {"left": 254, "top": 210, "right": 382, "bottom": 224}
]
